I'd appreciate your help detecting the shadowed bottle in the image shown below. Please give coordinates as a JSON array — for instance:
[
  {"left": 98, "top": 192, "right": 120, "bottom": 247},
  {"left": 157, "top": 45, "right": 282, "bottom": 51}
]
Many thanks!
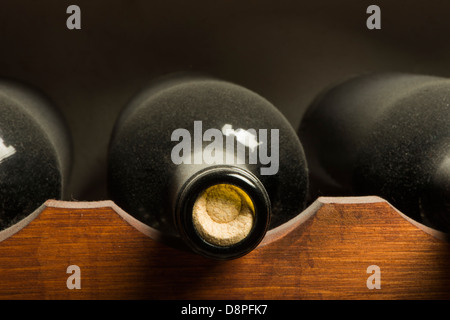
[
  {"left": 298, "top": 73, "right": 450, "bottom": 232},
  {"left": 0, "top": 78, "right": 72, "bottom": 230},
  {"left": 108, "top": 74, "right": 309, "bottom": 259}
]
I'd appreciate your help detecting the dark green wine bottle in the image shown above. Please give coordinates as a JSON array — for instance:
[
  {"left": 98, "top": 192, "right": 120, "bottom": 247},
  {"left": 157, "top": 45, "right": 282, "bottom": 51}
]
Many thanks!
[
  {"left": 0, "top": 78, "right": 72, "bottom": 230},
  {"left": 108, "top": 74, "right": 309, "bottom": 259},
  {"left": 299, "top": 73, "right": 450, "bottom": 232}
]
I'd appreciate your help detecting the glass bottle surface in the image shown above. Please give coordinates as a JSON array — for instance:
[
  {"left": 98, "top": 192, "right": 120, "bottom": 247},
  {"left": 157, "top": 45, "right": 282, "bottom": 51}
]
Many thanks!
[
  {"left": 108, "top": 74, "right": 309, "bottom": 258},
  {"left": 299, "top": 73, "right": 450, "bottom": 232},
  {"left": 0, "top": 78, "right": 72, "bottom": 230}
]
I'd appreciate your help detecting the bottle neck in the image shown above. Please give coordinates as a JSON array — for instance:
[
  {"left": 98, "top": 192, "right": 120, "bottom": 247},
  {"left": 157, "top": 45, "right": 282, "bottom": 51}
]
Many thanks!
[{"left": 174, "top": 166, "right": 271, "bottom": 260}]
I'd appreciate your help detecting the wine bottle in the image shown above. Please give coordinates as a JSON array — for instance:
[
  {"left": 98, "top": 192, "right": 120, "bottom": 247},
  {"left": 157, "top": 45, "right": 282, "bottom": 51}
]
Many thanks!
[
  {"left": 107, "top": 74, "right": 309, "bottom": 259},
  {"left": 0, "top": 78, "right": 72, "bottom": 230},
  {"left": 298, "top": 73, "right": 450, "bottom": 232}
]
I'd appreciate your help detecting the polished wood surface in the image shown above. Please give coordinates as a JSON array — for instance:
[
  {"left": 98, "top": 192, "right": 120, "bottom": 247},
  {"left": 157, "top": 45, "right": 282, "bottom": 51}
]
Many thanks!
[{"left": 0, "top": 197, "right": 449, "bottom": 300}]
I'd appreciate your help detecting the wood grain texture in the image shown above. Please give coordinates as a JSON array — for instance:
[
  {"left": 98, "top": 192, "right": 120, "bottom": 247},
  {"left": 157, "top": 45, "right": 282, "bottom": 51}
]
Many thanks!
[{"left": 0, "top": 197, "right": 449, "bottom": 300}]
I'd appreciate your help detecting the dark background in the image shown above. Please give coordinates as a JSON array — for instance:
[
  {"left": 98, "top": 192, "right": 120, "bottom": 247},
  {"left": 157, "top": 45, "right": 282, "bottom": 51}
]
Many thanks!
[{"left": 1, "top": 0, "right": 449, "bottom": 201}]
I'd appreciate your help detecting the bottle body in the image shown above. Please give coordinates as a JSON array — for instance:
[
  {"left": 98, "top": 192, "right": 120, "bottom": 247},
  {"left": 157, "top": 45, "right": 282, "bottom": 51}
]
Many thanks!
[
  {"left": 0, "top": 78, "right": 72, "bottom": 230},
  {"left": 108, "top": 74, "right": 309, "bottom": 259},
  {"left": 298, "top": 73, "right": 450, "bottom": 232}
]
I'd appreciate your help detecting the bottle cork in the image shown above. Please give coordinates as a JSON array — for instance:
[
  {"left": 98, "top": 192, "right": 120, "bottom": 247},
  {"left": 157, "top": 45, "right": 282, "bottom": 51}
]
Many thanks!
[{"left": 192, "top": 184, "right": 255, "bottom": 247}]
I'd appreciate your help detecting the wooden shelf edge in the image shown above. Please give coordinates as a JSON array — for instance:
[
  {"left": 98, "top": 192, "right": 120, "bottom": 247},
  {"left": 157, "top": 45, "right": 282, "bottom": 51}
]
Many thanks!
[
  {"left": 265, "top": 195, "right": 449, "bottom": 247},
  {"left": 1, "top": 196, "right": 448, "bottom": 247},
  {"left": 0, "top": 196, "right": 449, "bottom": 299},
  {"left": 318, "top": 196, "right": 450, "bottom": 242}
]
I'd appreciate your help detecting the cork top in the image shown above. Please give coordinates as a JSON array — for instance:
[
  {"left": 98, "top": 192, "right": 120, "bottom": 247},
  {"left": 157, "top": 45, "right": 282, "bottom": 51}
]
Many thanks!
[{"left": 192, "top": 184, "right": 255, "bottom": 247}]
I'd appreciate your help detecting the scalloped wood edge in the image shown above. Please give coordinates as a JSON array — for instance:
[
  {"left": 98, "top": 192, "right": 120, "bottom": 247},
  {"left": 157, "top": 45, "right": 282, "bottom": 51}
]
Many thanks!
[
  {"left": 0, "top": 196, "right": 449, "bottom": 299},
  {"left": 261, "top": 195, "right": 449, "bottom": 246},
  {"left": 1, "top": 195, "right": 447, "bottom": 247}
]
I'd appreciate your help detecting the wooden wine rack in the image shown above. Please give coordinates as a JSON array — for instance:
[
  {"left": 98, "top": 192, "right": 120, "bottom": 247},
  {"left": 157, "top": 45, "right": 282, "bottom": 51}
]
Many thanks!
[{"left": 0, "top": 196, "right": 448, "bottom": 300}]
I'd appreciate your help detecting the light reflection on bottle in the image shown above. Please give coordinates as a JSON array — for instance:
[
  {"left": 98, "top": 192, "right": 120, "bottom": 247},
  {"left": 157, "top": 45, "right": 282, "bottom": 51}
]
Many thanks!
[
  {"left": 221, "top": 124, "right": 261, "bottom": 152},
  {"left": 0, "top": 136, "right": 16, "bottom": 164}
]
